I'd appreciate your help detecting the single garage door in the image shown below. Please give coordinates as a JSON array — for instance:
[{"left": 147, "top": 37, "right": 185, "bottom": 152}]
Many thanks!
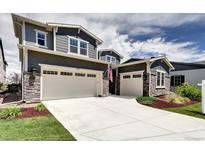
[
  {"left": 120, "top": 71, "right": 143, "bottom": 96},
  {"left": 41, "top": 65, "right": 103, "bottom": 100}
]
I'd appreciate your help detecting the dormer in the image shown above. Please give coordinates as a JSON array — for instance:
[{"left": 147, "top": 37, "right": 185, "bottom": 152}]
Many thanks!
[{"left": 98, "top": 49, "right": 124, "bottom": 65}]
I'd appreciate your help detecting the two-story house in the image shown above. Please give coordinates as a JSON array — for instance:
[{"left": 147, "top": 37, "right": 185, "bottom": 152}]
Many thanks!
[
  {"left": 0, "top": 38, "right": 7, "bottom": 84},
  {"left": 12, "top": 14, "right": 110, "bottom": 102},
  {"left": 12, "top": 14, "right": 175, "bottom": 103}
]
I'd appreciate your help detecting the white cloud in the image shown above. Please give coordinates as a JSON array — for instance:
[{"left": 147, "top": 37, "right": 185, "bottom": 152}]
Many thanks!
[{"left": 0, "top": 13, "right": 205, "bottom": 76}]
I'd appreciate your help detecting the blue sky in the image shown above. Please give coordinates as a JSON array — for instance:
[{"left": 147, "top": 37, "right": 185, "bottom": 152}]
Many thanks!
[{"left": 1, "top": 13, "right": 205, "bottom": 74}]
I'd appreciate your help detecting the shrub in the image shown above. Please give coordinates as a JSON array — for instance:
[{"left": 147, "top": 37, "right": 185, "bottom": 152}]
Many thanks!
[
  {"left": 0, "top": 107, "right": 22, "bottom": 119},
  {"left": 136, "top": 96, "right": 156, "bottom": 105},
  {"left": 167, "top": 93, "right": 190, "bottom": 104},
  {"left": 176, "top": 82, "right": 201, "bottom": 101},
  {"left": 34, "top": 103, "right": 46, "bottom": 112}
]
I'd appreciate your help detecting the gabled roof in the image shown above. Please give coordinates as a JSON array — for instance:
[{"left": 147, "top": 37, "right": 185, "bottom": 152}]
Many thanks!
[
  {"left": 12, "top": 14, "right": 103, "bottom": 45},
  {"left": 116, "top": 56, "right": 174, "bottom": 70},
  {"left": 98, "top": 49, "right": 124, "bottom": 59},
  {"left": 47, "top": 23, "right": 103, "bottom": 44},
  {"left": 171, "top": 61, "right": 205, "bottom": 71},
  {"left": 0, "top": 38, "right": 7, "bottom": 66}
]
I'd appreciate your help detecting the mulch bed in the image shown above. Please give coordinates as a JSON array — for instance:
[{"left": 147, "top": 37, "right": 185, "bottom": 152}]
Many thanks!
[
  {"left": 148, "top": 99, "right": 198, "bottom": 109},
  {"left": 2, "top": 93, "right": 22, "bottom": 104},
  {"left": 17, "top": 107, "right": 50, "bottom": 119}
]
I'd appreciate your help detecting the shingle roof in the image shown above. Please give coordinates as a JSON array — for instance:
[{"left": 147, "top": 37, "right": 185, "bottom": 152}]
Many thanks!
[{"left": 171, "top": 61, "right": 205, "bottom": 71}]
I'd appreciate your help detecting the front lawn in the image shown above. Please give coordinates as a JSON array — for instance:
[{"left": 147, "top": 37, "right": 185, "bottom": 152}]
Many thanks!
[
  {"left": 165, "top": 103, "right": 205, "bottom": 120},
  {"left": 0, "top": 115, "right": 76, "bottom": 141}
]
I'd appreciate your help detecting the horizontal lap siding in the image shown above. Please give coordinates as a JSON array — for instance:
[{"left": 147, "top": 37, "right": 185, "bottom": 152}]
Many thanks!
[
  {"left": 88, "top": 44, "right": 97, "bottom": 59},
  {"left": 56, "top": 35, "right": 68, "bottom": 53}
]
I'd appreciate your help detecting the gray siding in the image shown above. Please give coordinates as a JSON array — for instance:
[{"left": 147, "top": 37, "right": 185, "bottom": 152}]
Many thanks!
[
  {"left": 25, "top": 23, "right": 53, "bottom": 50},
  {"left": 118, "top": 63, "right": 146, "bottom": 74},
  {"left": 56, "top": 35, "right": 68, "bottom": 53},
  {"left": 27, "top": 50, "right": 107, "bottom": 73},
  {"left": 56, "top": 27, "right": 97, "bottom": 59},
  {"left": 88, "top": 44, "right": 96, "bottom": 59},
  {"left": 99, "top": 51, "right": 121, "bottom": 64},
  {"left": 151, "top": 60, "right": 170, "bottom": 73}
]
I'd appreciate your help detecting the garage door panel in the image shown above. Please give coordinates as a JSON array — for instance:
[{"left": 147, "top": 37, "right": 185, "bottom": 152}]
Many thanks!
[
  {"left": 120, "top": 72, "right": 143, "bottom": 97},
  {"left": 41, "top": 67, "right": 101, "bottom": 100}
]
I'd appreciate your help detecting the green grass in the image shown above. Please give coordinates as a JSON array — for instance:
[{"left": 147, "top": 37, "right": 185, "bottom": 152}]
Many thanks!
[
  {"left": 165, "top": 103, "right": 205, "bottom": 120},
  {"left": 136, "top": 96, "right": 156, "bottom": 105},
  {"left": 0, "top": 115, "right": 76, "bottom": 141}
]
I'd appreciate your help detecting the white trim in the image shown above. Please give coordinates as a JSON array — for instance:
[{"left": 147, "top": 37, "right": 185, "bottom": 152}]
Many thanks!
[
  {"left": 22, "top": 21, "right": 26, "bottom": 45},
  {"left": 156, "top": 70, "right": 166, "bottom": 88},
  {"left": 40, "top": 67, "right": 43, "bottom": 100},
  {"left": 24, "top": 49, "right": 28, "bottom": 72},
  {"left": 35, "top": 29, "right": 48, "bottom": 48},
  {"left": 53, "top": 27, "right": 56, "bottom": 51},
  {"left": 18, "top": 44, "right": 109, "bottom": 65}
]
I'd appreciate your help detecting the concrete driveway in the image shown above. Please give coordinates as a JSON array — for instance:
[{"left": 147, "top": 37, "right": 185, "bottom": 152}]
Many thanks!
[{"left": 43, "top": 96, "right": 205, "bottom": 141}]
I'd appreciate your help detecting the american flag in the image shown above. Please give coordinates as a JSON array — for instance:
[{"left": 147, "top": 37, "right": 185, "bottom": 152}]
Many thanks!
[{"left": 108, "top": 66, "right": 113, "bottom": 82}]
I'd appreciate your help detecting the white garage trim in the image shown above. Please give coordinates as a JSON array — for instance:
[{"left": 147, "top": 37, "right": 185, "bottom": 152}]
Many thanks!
[
  {"left": 120, "top": 71, "right": 144, "bottom": 97},
  {"left": 39, "top": 64, "right": 103, "bottom": 100}
]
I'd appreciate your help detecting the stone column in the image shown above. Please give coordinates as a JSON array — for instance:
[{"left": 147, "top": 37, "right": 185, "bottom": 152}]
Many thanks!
[{"left": 23, "top": 72, "right": 40, "bottom": 103}]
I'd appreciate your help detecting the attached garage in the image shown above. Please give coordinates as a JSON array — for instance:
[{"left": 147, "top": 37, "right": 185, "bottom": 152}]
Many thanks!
[
  {"left": 40, "top": 64, "right": 103, "bottom": 100},
  {"left": 120, "top": 71, "right": 143, "bottom": 96}
]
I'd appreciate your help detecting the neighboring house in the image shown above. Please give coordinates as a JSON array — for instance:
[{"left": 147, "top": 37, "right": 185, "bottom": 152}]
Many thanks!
[
  {"left": 170, "top": 62, "right": 205, "bottom": 91},
  {"left": 12, "top": 14, "right": 110, "bottom": 102},
  {"left": 112, "top": 57, "right": 174, "bottom": 97},
  {"left": 0, "top": 38, "right": 7, "bottom": 83},
  {"left": 98, "top": 49, "right": 124, "bottom": 65}
]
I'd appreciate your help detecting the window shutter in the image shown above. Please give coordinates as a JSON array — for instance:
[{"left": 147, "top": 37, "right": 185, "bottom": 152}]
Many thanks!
[{"left": 171, "top": 76, "right": 174, "bottom": 86}]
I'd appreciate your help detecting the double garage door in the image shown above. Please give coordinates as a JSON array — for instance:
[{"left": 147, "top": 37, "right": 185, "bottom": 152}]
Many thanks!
[
  {"left": 41, "top": 65, "right": 103, "bottom": 100},
  {"left": 120, "top": 71, "right": 143, "bottom": 96}
]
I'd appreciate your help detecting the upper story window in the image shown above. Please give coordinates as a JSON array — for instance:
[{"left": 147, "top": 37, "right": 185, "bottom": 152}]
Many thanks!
[
  {"left": 70, "top": 38, "right": 78, "bottom": 54},
  {"left": 156, "top": 70, "right": 165, "bottom": 88},
  {"left": 106, "top": 55, "right": 116, "bottom": 64},
  {"left": 35, "top": 30, "right": 47, "bottom": 47},
  {"left": 68, "top": 37, "right": 88, "bottom": 56}
]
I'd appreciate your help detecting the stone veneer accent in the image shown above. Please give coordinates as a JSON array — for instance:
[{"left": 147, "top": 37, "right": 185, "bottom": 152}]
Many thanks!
[
  {"left": 23, "top": 72, "right": 41, "bottom": 102},
  {"left": 115, "top": 76, "right": 120, "bottom": 95},
  {"left": 143, "top": 72, "right": 149, "bottom": 96},
  {"left": 149, "top": 73, "right": 170, "bottom": 96},
  {"left": 103, "top": 79, "right": 109, "bottom": 96}
]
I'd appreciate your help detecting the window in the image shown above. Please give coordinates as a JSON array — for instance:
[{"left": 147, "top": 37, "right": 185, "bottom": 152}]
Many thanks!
[
  {"left": 35, "top": 30, "right": 47, "bottom": 47},
  {"left": 43, "top": 70, "right": 58, "bottom": 75},
  {"left": 106, "top": 55, "right": 116, "bottom": 64},
  {"left": 60, "top": 72, "right": 73, "bottom": 76},
  {"left": 133, "top": 74, "right": 141, "bottom": 78},
  {"left": 87, "top": 74, "right": 96, "bottom": 78},
  {"left": 80, "top": 41, "right": 88, "bottom": 55},
  {"left": 69, "top": 37, "right": 88, "bottom": 56},
  {"left": 70, "top": 38, "right": 78, "bottom": 54},
  {"left": 75, "top": 73, "right": 85, "bottom": 77},
  {"left": 156, "top": 70, "right": 165, "bottom": 88},
  {"left": 171, "top": 75, "right": 185, "bottom": 87},
  {"left": 123, "top": 75, "right": 130, "bottom": 79}
]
